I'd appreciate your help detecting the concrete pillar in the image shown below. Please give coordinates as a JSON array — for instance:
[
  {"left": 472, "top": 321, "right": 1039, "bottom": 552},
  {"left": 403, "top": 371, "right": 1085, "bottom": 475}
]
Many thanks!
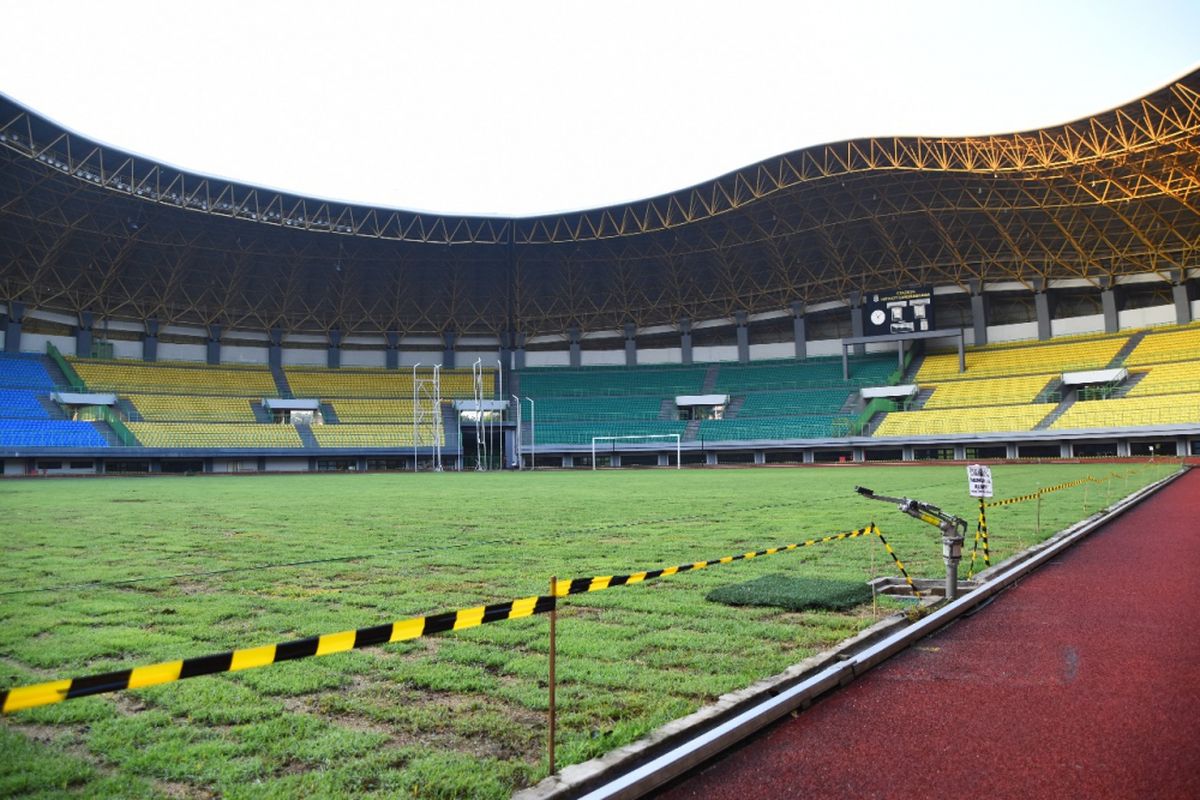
[
  {"left": 75, "top": 311, "right": 94, "bottom": 357},
  {"left": 514, "top": 331, "right": 526, "bottom": 370},
  {"left": 4, "top": 300, "right": 24, "bottom": 353},
  {"left": 268, "top": 327, "right": 283, "bottom": 370},
  {"left": 1060, "top": 442, "right": 1072, "bottom": 459},
  {"left": 754, "top": 450, "right": 766, "bottom": 465},
  {"left": 1032, "top": 279, "right": 1052, "bottom": 340},
  {"left": 442, "top": 330, "right": 457, "bottom": 368},
  {"left": 624, "top": 322, "right": 637, "bottom": 366},
  {"left": 1169, "top": 270, "right": 1193, "bottom": 325},
  {"left": 791, "top": 301, "right": 807, "bottom": 359},
  {"left": 968, "top": 279, "right": 988, "bottom": 346},
  {"left": 327, "top": 329, "right": 342, "bottom": 369},
  {"left": 206, "top": 324, "right": 222, "bottom": 365},
  {"left": 849, "top": 292, "right": 865, "bottom": 355},
  {"left": 1100, "top": 278, "right": 1120, "bottom": 334},
  {"left": 568, "top": 326, "right": 581, "bottom": 368},
  {"left": 385, "top": 331, "right": 400, "bottom": 369},
  {"left": 902, "top": 445, "right": 915, "bottom": 462},
  {"left": 735, "top": 311, "right": 749, "bottom": 363},
  {"left": 679, "top": 319, "right": 693, "bottom": 365},
  {"left": 143, "top": 318, "right": 159, "bottom": 362}
]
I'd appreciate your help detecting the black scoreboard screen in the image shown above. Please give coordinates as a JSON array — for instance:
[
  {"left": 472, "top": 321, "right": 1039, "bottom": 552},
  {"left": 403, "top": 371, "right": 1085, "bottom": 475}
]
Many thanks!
[{"left": 864, "top": 286, "right": 935, "bottom": 336}]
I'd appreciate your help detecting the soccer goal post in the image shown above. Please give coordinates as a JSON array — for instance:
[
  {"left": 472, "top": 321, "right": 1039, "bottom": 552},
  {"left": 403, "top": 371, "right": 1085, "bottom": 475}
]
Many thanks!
[{"left": 590, "top": 434, "right": 682, "bottom": 470}]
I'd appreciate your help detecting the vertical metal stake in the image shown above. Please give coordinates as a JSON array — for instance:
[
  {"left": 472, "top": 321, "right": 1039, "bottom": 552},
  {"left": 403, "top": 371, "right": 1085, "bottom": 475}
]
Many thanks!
[
  {"left": 548, "top": 575, "right": 557, "bottom": 775},
  {"left": 1036, "top": 491, "right": 1042, "bottom": 538}
]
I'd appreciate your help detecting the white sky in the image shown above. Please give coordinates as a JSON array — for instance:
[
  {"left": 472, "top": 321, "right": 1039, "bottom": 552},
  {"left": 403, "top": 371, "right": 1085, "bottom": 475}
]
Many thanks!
[{"left": 2, "top": 0, "right": 1198, "bottom": 217}]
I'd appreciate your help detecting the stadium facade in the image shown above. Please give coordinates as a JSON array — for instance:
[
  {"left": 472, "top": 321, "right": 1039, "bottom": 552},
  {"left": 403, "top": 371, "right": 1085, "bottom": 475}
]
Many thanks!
[{"left": 1, "top": 69, "right": 1198, "bottom": 473}]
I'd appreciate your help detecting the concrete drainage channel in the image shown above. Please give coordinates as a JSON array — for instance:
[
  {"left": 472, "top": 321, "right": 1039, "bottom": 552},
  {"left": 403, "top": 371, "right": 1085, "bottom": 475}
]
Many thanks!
[{"left": 515, "top": 466, "right": 1188, "bottom": 800}]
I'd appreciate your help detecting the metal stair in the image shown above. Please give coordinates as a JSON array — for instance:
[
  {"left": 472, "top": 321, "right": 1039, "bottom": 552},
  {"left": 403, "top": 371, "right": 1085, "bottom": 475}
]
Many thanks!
[
  {"left": 90, "top": 421, "right": 125, "bottom": 446},
  {"left": 701, "top": 364, "right": 719, "bottom": 394},
  {"left": 658, "top": 398, "right": 677, "bottom": 420},
  {"left": 683, "top": 418, "right": 701, "bottom": 442},
  {"left": 36, "top": 395, "right": 68, "bottom": 419},
  {"left": 115, "top": 398, "right": 143, "bottom": 421},
  {"left": 319, "top": 402, "right": 339, "bottom": 423},
  {"left": 270, "top": 363, "right": 293, "bottom": 397},
  {"left": 724, "top": 396, "right": 746, "bottom": 419}
]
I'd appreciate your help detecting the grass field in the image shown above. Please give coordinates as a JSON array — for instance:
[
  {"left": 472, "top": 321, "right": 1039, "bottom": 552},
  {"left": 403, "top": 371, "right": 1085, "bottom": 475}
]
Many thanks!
[{"left": 0, "top": 461, "right": 1175, "bottom": 798}]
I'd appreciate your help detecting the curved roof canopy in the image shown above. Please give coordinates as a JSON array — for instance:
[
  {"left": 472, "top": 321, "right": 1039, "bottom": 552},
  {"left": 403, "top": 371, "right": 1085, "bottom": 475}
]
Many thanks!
[{"left": 2, "top": 68, "right": 1199, "bottom": 336}]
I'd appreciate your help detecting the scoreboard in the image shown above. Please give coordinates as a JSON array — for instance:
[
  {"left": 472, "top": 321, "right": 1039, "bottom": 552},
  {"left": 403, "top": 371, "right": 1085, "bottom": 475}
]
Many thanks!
[{"left": 864, "top": 286, "right": 935, "bottom": 336}]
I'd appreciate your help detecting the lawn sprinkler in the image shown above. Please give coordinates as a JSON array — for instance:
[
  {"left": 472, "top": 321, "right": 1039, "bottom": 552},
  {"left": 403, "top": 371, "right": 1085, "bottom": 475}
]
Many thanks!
[{"left": 855, "top": 486, "right": 969, "bottom": 600}]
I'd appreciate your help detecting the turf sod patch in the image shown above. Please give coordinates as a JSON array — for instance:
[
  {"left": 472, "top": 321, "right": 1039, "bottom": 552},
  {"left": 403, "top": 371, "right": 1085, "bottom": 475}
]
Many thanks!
[{"left": 706, "top": 574, "right": 872, "bottom": 611}]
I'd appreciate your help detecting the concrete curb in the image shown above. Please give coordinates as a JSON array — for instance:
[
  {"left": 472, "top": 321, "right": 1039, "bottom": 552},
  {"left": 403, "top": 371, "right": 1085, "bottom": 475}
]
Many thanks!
[{"left": 514, "top": 465, "right": 1186, "bottom": 800}]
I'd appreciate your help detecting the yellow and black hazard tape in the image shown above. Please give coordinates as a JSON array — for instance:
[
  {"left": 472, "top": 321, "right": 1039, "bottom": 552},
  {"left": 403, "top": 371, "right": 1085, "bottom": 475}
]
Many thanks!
[
  {"left": 968, "top": 498, "right": 991, "bottom": 579},
  {"left": 871, "top": 524, "right": 921, "bottom": 598},
  {"left": 983, "top": 476, "right": 1093, "bottom": 508},
  {"left": 551, "top": 526, "right": 877, "bottom": 597},
  {"left": 3, "top": 525, "right": 888, "bottom": 715},
  {"left": 1, "top": 594, "right": 556, "bottom": 714}
]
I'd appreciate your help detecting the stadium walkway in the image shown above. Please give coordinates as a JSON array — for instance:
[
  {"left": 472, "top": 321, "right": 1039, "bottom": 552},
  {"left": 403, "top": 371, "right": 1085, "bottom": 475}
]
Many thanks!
[{"left": 658, "top": 468, "right": 1200, "bottom": 800}]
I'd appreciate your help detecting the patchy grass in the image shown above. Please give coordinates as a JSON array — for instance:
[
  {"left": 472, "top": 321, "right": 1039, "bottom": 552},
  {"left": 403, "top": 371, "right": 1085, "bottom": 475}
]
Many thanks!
[
  {"left": 707, "top": 574, "right": 874, "bottom": 611},
  {"left": 0, "top": 462, "right": 1173, "bottom": 796}
]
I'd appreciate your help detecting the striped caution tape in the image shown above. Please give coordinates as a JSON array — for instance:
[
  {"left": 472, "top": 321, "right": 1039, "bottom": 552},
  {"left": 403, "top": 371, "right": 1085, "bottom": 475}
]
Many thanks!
[
  {"left": 1, "top": 594, "right": 556, "bottom": 714},
  {"left": 551, "top": 526, "right": 877, "bottom": 597},
  {"left": 983, "top": 476, "right": 1093, "bottom": 508},
  {"left": 968, "top": 498, "right": 991, "bottom": 579},
  {"left": 3, "top": 526, "right": 886, "bottom": 715},
  {"left": 871, "top": 524, "right": 921, "bottom": 598}
]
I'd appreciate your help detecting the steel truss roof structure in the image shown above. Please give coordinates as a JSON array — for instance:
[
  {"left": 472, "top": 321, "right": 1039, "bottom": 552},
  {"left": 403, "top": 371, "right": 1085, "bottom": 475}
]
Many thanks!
[{"left": 2, "top": 69, "right": 1198, "bottom": 337}]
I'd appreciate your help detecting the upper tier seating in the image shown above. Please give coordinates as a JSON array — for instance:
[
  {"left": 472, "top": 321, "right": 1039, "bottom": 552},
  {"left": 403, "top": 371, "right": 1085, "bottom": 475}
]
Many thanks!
[
  {"left": 0, "top": 388, "right": 51, "bottom": 419},
  {"left": 1050, "top": 394, "right": 1200, "bottom": 430},
  {"left": 0, "top": 353, "right": 56, "bottom": 390},
  {"left": 522, "top": 395, "right": 664, "bottom": 423},
  {"left": 285, "top": 367, "right": 486, "bottom": 399},
  {"left": 873, "top": 405, "right": 1051, "bottom": 437},
  {"left": 713, "top": 356, "right": 896, "bottom": 391},
  {"left": 326, "top": 399, "right": 419, "bottom": 422},
  {"left": 735, "top": 389, "right": 853, "bottom": 417},
  {"left": 128, "top": 394, "right": 259, "bottom": 422},
  {"left": 1125, "top": 325, "right": 1200, "bottom": 366},
  {"left": 0, "top": 419, "right": 109, "bottom": 448},
  {"left": 916, "top": 335, "right": 1129, "bottom": 382},
  {"left": 71, "top": 359, "right": 277, "bottom": 396},
  {"left": 922, "top": 374, "right": 1056, "bottom": 410},
  {"left": 126, "top": 422, "right": 303, "bottom": 448},
  {"left": 518, "top": 365, "right": 708, "bottom": 397}
]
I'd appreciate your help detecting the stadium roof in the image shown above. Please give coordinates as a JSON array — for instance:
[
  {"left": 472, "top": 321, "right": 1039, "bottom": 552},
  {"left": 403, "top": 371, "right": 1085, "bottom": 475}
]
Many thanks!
[{"left": 2, "top": 68, "right": 1199, "bottom": 336}]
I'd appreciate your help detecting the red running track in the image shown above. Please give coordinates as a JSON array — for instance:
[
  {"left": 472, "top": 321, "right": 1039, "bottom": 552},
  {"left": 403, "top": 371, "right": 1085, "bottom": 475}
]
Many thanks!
[{"left": 659, "top": 469, "right": 1200, "bottom": 800}]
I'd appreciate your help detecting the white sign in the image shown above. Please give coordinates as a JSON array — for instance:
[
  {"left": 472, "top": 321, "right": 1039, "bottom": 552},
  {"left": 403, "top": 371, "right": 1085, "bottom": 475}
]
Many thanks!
[{"left": 967, "top": 464, "right": 993, "bottom": 498}]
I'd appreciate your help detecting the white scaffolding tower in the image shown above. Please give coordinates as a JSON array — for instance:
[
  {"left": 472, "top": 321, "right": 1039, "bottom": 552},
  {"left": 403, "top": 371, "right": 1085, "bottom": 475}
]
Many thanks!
[{"left": 412, "top": 363, "right": 442, "bottom": 472}]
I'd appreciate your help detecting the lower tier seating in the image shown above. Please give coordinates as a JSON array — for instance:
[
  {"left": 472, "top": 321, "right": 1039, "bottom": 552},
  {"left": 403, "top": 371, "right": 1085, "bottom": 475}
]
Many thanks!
[
  {"left": 1051, "top": 394, "right": 1200, "bottom": 430},
  {"left": 0, "top": 420, "right": 109, "bottom": 448},
  {"left": 310, "top": 423, "right": 443, "bottom": 448},
  {"left": 528, "top": 420, "right": 687, "bottom": 446},
  {"left": 0, "top": 389, "right": 51, "bottom": 419},
  {"left": 126, "top": 423, "right": 303, "bottom": 448},
  {"left": 873, "top": 404, "right": 1051, "bottom": 436},
  {"left": 698, "top": 416, "right": 847, "bottom": 441}
]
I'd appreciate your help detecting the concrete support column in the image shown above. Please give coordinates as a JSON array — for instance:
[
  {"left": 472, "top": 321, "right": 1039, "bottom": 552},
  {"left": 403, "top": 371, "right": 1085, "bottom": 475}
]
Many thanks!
[
  {"left": 206, "top": 324, "right": 222, "bottom": 365},
  {"left": 268, "top": 327, "right": 283, "bottom": 370},
  {"left": 75, "top": 311, "right": 94, "bottom": 358},
  {"left": 679, "top": 319, "right": 693, "bottom": 365},
  {"left": 848, "top": 292, "right": 865, "bottom": 355},
  {"left": 968, "top": 279, "right": 988, "bottom": 346},
  {"left": 902, "top": 445, "right": 915, "bottom": 462},
  {"left": 327, "top": 329, "right": 342, "bottom": 369},
  {"left": 1100, "top": 277, "right": 1120, "bottom": 334},
  {"left": 1060, "top": 442, "right": 1072, "bottom": 459},
  {"left": 4, "top": 300, "right": 24, "bottom": 353},
  {"left": 735, "top": 311, "right": 749, "bottom": 363},
  {"left": 442, "top": 330, "right": 457, "bottom": 368},
  {"left": 143, "top": 318, "right": 159, "bottom": 362},
  {"left": 706, "top": 451, "right": 718, "bottom": 466},
  {"left": 791, "top": 301, "right": 807, "bottom": 359},
  {"left": 385, "top": 331, "right": 400, "bottom": 369},
  {"left": 568, "top": 326, "right": 581, "bottom": 368},
  {"left": 754, "top": 450, "right": 766, "bottom": 465},
  {"left": 624, "top": 322, "right": 637, "bottom": 366},
  {"left": 514, "top": 331, "right": 526, "bottom": 370},
  {"left": 953, "top": 444, "right": 967, "bottom": 461},
  {"left": 1032, "top": 279, "right": 1052, "bottom": 341},
  {"left": 1169, "top": 270, "right": 1194, "bottom": 325}
]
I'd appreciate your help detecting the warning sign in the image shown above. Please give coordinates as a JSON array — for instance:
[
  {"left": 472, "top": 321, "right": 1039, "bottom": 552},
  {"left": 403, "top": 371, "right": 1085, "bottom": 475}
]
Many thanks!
[{"left": 967, "top": 464, "right": 993, "bottom": 498}]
